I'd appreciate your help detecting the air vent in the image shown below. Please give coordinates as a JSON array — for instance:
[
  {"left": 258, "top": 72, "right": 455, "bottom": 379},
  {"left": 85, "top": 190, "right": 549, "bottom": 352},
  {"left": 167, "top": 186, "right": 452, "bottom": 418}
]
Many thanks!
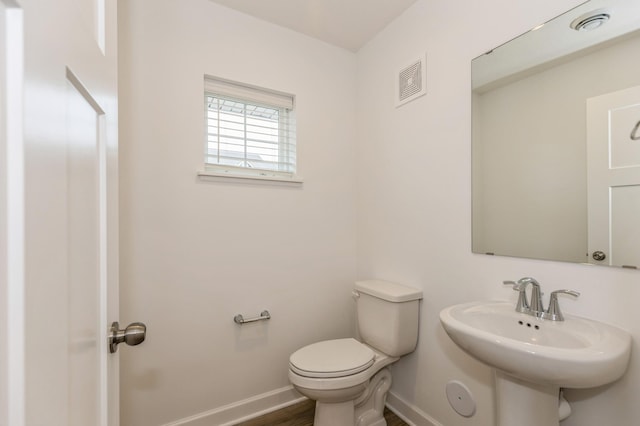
[
  {"left": 396, "top": 55, "right": 427, "bottom": 107},
  {"left": 570, "top": 10, "right": 610, "bottom": 31}
]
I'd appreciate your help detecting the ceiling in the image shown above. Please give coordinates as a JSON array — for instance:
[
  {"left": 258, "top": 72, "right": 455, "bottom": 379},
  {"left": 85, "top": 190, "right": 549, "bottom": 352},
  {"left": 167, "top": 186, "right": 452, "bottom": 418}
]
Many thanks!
[{"left": 208, "top": 0, "right": 419, "bottom": 52}]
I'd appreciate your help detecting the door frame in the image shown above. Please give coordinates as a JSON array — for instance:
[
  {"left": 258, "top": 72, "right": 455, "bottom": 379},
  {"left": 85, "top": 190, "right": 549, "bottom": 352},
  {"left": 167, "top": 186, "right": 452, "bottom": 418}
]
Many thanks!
[{"left": 1, "top": 1, "right": 25, "bottom": 425}]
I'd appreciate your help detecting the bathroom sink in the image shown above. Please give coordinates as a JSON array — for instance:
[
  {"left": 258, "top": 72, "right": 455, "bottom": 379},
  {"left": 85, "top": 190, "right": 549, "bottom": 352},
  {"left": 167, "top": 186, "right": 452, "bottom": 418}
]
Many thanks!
[{"left": 440, "top": 301, "right": 631, "bottom": 388}]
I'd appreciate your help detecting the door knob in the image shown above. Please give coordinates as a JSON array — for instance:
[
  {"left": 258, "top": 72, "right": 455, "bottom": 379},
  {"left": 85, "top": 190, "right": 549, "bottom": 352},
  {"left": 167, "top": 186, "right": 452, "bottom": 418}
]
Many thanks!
[
  {"left": 109, "top": 321, "right": 146, "bottom": 353},
  {"left": 592, "top": 251, "right": 606, "bottom": 261}
]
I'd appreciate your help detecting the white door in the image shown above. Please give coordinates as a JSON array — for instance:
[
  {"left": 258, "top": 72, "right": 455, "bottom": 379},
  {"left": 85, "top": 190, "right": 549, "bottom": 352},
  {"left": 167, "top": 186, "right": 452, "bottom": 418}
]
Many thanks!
[
  {"left": 0, "top": 2, "right": 25, "bottom": 425},
  {"left": 587, "top": 85, "right": 640, "bottom": 268},
  {"left": 1, "top": 0, "right": 125, "bottom": 425}
]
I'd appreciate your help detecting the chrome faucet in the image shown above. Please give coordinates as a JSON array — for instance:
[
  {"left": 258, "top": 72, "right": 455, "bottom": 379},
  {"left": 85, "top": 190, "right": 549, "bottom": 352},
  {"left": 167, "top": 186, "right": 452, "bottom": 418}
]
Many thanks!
[
  {"left": 543, "top": 289, "right": 580, "bottom": 321},
  {"left": 503, "top": 277, "right": 543, "bottom": 314},
  {"left": 521, "top": 277, "right": 544, "bottom": 314},
  {"left": 503, "top": 278, "right": 530, "bottom": 313},
  {"left": 503, "top": 277, "right": 580, "bottom": 321}
]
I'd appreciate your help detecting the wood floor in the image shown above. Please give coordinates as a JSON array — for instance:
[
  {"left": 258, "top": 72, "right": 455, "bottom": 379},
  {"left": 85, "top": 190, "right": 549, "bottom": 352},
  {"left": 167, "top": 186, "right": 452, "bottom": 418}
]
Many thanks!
[{"left": 234, "top": 399, "right": 408, "bottom": 426}]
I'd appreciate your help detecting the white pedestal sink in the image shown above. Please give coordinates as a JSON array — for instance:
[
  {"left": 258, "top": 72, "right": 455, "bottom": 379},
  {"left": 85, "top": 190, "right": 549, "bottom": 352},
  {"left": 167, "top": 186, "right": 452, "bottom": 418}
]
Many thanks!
[{"left": 440, "top": 301, "right": 631, "bottom": 426}]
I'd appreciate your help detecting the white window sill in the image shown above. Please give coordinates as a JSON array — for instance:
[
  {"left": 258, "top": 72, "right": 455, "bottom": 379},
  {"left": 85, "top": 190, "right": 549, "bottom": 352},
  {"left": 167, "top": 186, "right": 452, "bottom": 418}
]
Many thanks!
[{"left": 197, "top": 170, "right": 303, "bottom": 184}]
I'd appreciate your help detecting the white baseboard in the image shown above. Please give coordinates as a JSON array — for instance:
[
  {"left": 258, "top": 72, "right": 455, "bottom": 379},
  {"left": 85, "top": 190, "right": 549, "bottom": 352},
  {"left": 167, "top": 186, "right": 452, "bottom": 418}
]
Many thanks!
[
  {"left": 159, "top": 386, "right": 440, "bottom": 426},
  {"left": 386, "top": 391, "right": 443, "bottom": 426},
  {"left": 160, "top": 385, "right": 306, "bottom": 426}
]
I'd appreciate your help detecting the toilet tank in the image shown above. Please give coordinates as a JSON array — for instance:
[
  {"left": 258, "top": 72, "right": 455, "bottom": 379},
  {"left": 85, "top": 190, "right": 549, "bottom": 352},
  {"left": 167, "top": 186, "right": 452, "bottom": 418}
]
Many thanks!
[{"left": 354, "top": 280, "right": 423, "bottom": 357}]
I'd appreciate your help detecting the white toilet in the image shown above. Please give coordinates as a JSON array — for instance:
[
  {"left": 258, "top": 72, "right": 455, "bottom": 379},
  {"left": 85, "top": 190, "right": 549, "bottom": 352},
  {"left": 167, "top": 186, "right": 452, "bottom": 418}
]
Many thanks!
[{"left": 288, "top": 280, "right": 422, "bottom": 426}]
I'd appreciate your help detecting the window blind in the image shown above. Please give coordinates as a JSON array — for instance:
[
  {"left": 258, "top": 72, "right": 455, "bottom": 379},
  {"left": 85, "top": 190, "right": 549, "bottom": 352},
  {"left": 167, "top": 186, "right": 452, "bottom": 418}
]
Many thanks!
[
  {"left": 205, "top": 77, "right": 294, "bottom": 110},
  {"left": 204, "top": 76, "right": 296, "bottom": 178}
]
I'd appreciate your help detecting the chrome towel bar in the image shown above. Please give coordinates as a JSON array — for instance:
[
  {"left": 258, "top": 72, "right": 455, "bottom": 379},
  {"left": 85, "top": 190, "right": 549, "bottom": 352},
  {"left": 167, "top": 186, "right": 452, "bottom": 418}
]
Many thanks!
[{"left": 234, "top": 310, "right": 271, "bottom": 325}]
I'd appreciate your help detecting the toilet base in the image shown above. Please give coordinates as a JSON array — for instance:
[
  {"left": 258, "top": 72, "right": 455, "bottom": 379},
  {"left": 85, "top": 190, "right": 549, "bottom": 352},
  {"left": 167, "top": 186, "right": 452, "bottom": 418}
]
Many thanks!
[
  {"left": 355, "top": 368, "right": 392, "bottom": 426},
  {"left": 314, "top": 400, "right": 355, "bottom": 426},
  {"left": 308, "top": 368, "right": 393, "bottom": 426}
]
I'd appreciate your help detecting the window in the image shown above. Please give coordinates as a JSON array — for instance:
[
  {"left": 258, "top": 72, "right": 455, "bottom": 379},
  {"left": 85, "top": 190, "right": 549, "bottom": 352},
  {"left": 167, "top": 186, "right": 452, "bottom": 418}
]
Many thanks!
[{"left": 202, "top": 76, "right": 298, "bottom": 181}]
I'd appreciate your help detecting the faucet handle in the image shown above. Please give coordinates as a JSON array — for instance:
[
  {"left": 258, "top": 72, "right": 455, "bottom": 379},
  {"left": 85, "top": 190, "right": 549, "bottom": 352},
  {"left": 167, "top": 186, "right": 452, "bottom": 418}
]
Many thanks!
[
  {"left": 545, "top": 290, "right": 580, "bottom": 321},
  {"left": 503, "top": 280, "right": 517, "bottom": 289},
  {"left": 503, "top": 280, "right": 530, "bottom": 312},
  {"left": 503, "top": 280, "right": 526, "bottom": 290},
  {"left": 551, "top": 289, "right": 580, "bottom": 298}
]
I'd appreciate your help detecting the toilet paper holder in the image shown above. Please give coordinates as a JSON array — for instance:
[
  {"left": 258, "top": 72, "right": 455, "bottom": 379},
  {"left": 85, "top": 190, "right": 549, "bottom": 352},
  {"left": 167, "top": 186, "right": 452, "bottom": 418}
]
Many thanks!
[{"left": 234, "top": 310, "right": 271, "bottom": 325}]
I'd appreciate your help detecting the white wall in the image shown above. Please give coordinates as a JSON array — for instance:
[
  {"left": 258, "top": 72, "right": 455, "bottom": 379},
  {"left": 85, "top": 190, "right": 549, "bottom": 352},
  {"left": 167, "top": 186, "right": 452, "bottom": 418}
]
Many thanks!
[
  {"left": 356, "top": 1, "right": 640, "bottom": 426},
  {"left": 118, "top": 1, "right": 357, "bottom": 425}
]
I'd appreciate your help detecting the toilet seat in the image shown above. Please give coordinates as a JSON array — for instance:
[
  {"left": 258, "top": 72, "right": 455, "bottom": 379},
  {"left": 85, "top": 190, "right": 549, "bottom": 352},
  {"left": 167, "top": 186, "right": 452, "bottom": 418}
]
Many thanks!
[{"left": 289, "top": 338, "right": 375, "bottom": 378}]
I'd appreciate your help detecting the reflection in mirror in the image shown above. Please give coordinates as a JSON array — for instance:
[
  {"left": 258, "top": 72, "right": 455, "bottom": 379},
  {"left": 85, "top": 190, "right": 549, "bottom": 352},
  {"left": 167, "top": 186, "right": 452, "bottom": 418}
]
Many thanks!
[{"left": 472, "top": 0, "right": 640, "bottom": 268}]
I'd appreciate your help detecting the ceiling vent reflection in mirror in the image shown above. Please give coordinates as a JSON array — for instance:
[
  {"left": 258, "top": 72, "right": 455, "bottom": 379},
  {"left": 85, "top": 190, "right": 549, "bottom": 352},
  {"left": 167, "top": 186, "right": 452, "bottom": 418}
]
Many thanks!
[
  {"left": 396, "top": 55, "right": 427, "bottom": 107},
  {"left": 570, "top": 9, "right": 610, "bottom": 31}
]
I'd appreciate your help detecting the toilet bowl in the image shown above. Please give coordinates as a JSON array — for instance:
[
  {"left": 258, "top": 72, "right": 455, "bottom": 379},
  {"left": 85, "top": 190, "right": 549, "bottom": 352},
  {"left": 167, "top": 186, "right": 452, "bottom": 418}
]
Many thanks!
[
  {"left": 289, "top": 338, "right": 398, "bottom": 426},
  {"left": 288, "top": 280, "right": 422, "bottom": 426}
]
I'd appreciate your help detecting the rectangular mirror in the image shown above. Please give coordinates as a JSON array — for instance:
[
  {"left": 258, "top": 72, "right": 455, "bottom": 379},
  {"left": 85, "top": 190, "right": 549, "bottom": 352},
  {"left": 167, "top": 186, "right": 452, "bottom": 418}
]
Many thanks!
[{"left": 472, "top": 0, "right": 640, "bottom": 268}]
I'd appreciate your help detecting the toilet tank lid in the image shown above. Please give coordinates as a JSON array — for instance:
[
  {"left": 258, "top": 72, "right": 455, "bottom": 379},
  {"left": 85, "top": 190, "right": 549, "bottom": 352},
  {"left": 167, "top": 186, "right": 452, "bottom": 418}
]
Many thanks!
[{"left": 355, "top": 280, "right": 423, "bottom": 302}]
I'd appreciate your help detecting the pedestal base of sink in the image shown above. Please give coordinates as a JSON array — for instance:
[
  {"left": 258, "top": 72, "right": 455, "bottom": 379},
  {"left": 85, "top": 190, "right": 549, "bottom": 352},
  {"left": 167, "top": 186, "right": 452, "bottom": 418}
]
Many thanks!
[{"left": 495, "top": 371, "right": 560, "bottom": 426}]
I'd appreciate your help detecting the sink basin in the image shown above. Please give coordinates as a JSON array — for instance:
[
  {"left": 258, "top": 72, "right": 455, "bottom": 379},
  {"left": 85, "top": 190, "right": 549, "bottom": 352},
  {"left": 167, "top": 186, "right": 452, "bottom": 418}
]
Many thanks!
[{"left": 440, "top": 301, "right": 631, "bottom": 388}]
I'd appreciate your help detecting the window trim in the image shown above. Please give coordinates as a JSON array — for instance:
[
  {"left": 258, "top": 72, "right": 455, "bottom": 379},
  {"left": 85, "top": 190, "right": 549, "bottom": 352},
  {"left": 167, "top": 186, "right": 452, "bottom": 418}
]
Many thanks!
[
  {"left": 196, "top": 168, "right": 303, "bottom": 184},
  {"left": 200, "top": 76, "right": 301, "bottom": 183}
]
